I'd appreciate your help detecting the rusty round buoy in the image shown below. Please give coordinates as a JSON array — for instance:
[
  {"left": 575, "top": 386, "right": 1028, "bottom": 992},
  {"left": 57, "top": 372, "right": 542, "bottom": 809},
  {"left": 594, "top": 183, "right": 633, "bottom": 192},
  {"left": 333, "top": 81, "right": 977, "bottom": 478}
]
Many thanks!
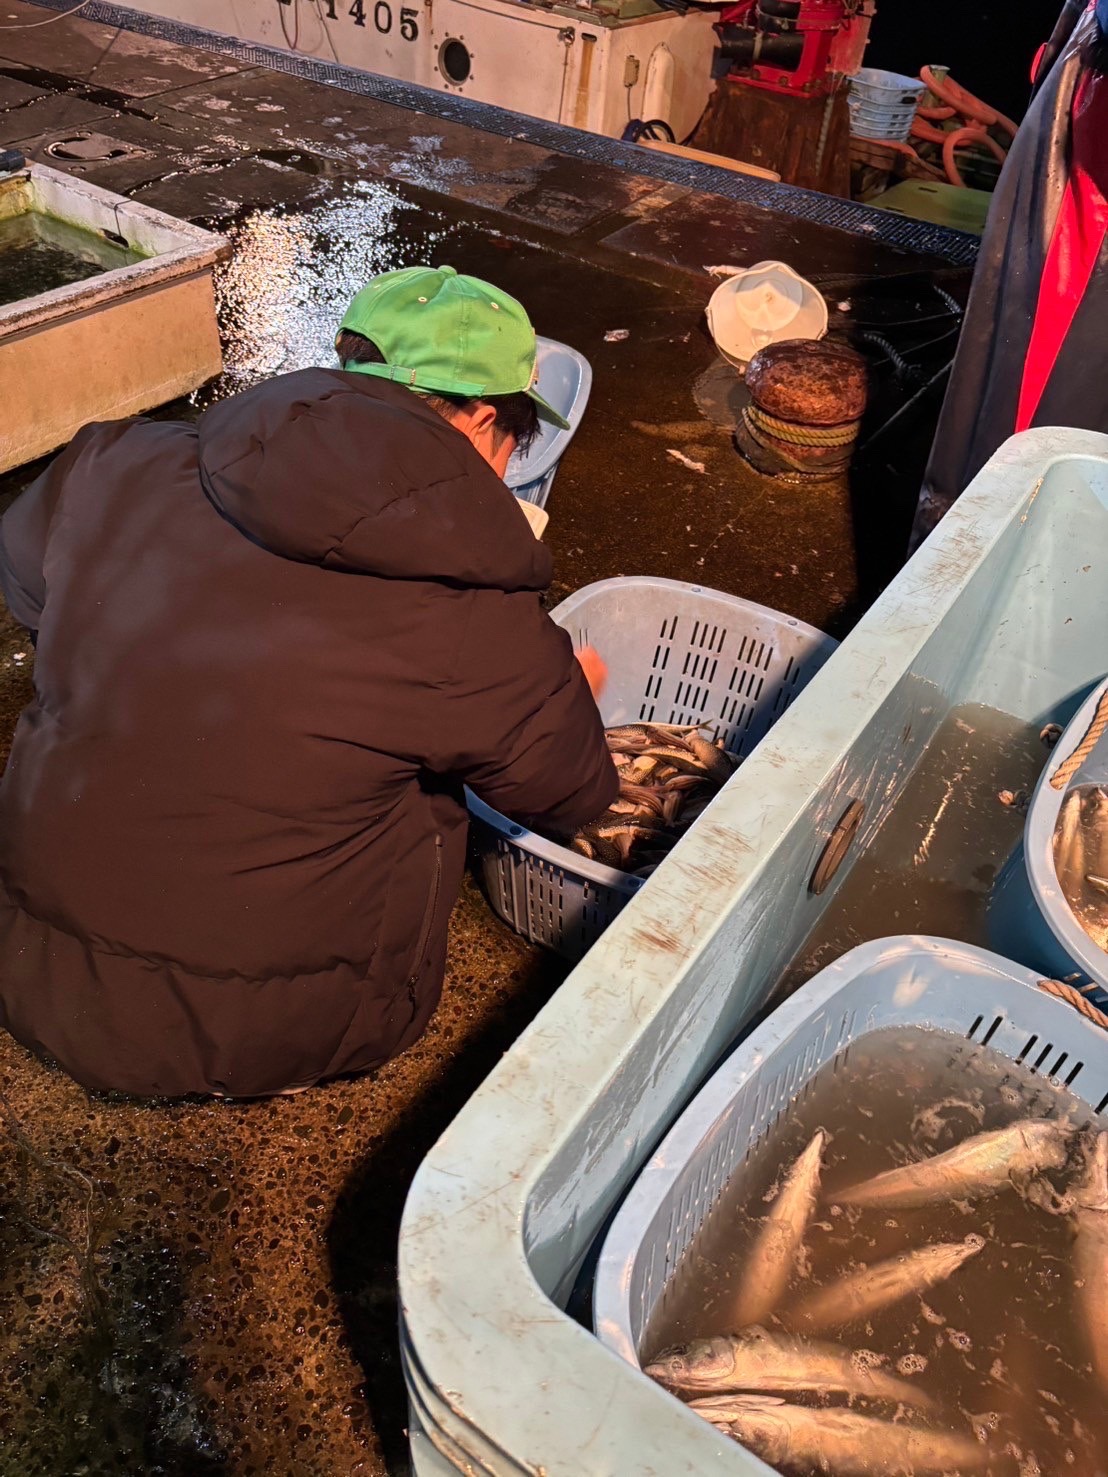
[{"left": 736, "top": 339, "right": 868, "bottom": 481}]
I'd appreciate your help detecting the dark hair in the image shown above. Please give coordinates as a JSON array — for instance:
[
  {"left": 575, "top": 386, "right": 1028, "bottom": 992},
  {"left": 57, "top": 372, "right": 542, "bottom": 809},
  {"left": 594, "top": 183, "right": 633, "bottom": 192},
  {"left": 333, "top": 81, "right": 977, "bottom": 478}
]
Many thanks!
[{"left": 335, "top": 329, "right": 540, "bottom": 454}]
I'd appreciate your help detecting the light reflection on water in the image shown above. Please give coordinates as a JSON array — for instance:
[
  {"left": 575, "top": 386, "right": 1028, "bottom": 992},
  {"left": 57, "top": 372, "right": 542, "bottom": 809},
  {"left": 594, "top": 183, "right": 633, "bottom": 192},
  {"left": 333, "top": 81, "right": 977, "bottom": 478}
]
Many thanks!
[{"left": 199, "top": 178, "right": 449, "bottom": 402}]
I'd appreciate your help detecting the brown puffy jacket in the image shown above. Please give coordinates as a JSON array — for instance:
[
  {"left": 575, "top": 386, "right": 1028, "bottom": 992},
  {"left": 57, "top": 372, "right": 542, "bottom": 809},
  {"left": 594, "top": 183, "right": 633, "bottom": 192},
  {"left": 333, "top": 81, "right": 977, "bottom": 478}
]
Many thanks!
[{"left": 0, "top": 370, "right": 616, "bottom": 1096}]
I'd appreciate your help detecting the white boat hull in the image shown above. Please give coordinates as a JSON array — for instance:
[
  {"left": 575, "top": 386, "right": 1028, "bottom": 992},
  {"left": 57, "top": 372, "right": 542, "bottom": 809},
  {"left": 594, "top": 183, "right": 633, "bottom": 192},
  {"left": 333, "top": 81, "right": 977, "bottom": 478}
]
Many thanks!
[{"left": 115, "top": 0, "right": 717, "bottom": 140}]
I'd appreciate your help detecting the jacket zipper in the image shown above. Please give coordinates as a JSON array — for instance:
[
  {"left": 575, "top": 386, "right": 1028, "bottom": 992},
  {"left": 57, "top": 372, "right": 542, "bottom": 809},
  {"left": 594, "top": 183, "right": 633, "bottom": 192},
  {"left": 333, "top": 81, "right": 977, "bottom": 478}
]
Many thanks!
[{"left": 408, "top": 833, "right": 443, "bottom": 1007}]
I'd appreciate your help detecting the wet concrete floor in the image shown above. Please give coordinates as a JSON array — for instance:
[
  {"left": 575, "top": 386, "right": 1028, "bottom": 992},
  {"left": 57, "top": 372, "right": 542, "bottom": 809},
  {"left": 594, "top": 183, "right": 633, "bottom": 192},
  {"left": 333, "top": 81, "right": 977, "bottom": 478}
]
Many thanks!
[{"left": 0, "top": 6, "right": 968, "bottom": 1470}]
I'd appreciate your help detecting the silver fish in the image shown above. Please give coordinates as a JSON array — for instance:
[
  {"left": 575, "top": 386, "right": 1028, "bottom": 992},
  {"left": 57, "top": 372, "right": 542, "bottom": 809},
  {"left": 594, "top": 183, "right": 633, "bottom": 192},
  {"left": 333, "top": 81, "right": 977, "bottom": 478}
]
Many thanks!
[
  {"left": 605, "top": 722, "right": 705, "bottom": 751},
  {"left": 833, "top": 1119, "right": 1071, "bottom": 1209},
  {"left": 645, "top": 1327, "right": 933, "bottom": 1408},
  {"left": 616, "top": 782, "right": 668, "bottom": 820},
  {"left": 732, "top": 1129, "right": 825, "bottom": 1328},
  {"left": 584, "top": 817, "right": 674, "bottom": 864},
  {"left": 788, "top": 1239, "right": 982, "bottom": 1333},
  {"left": 619, "top": 756, "right": 660, "bottom": 786},
  {"left": 701, "top": 1394, "right": 988, "bottom": 1474},
  {"left": 1073, "top": 1130, "right": 1108, "bottom": 1388},
  {"left": 569, "top": 832, "right": 623, "bottom": 867}
]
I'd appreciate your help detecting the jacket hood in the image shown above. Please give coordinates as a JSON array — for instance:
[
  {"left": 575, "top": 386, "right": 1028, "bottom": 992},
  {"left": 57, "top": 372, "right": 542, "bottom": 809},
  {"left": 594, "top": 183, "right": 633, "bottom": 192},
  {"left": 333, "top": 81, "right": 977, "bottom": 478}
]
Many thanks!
[{"left": 196, "top": 368, "right": 552, "bottom": 591}]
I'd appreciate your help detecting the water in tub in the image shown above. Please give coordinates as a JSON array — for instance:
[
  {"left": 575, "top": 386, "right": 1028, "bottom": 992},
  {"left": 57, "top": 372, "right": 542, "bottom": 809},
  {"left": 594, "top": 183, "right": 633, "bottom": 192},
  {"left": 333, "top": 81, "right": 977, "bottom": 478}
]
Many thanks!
[
  {"left": 778, "top": 706, "right": 1049, "bottom": 998},
  {"left": 0, "top": 211, "right": 144, "bottom": 307},
  {"left": 642, "top": 1027, "right": 1108, "bottom": 1476}
]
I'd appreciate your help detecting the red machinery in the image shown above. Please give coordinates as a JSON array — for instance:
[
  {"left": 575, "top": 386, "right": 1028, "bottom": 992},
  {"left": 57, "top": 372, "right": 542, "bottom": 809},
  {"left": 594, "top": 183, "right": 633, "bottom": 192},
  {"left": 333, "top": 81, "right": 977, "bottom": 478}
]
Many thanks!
[{"left": 715, "top": 0, "right": 874, "bottom": 98}]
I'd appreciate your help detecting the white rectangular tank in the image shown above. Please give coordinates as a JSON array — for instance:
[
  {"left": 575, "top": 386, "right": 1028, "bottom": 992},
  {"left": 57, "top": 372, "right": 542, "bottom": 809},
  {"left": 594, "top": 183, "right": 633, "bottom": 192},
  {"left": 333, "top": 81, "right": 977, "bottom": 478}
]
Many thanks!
[{"left": 0, "top": 162, "right": 226, "bottom": 474}]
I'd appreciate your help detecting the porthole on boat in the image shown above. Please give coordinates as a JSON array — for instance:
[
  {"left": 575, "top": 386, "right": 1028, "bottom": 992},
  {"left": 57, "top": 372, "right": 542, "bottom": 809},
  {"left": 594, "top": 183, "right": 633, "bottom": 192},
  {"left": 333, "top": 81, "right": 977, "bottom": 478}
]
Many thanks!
[{"left": 438, "top": 39, "right": 471, "bottom": 84}]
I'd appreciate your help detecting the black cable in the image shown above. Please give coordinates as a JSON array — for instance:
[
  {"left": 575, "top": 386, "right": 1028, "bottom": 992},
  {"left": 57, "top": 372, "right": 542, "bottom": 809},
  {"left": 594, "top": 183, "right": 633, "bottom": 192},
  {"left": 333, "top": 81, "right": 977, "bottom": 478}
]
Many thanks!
[
  {"left": 857, "top": 358, "right": 955, "bottom": 453},
  {"left": 621, "top": 118, "right": 676, "bottom": 144},
  {"left": 899, "top": 324, "right": 962, "bottom": 358},
  {"left": 846, "top": 309, "right": 962, "bottom": 329},
  {"left": 932, "top": 285, "right": 963, "bottom": 316},
  {"left": 853, "top": 331, "right": 913, "bottom": 380}
]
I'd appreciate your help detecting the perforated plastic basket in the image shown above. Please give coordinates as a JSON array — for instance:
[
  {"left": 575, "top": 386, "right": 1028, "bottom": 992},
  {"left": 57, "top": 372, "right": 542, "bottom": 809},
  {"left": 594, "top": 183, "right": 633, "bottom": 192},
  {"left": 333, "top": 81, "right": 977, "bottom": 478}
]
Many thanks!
[
  {"left": 848, "top": 67, "right": 925, "bottom": 143},
  {"left": 467, "top": 576, "right": 836, "bottom": 960},
  {"left": 850, "top": 66, "right": 926, "bottom": 107},
  {"left": 504, "top": 337, "right": 592, "bottom": 508},
  {"left": 593, "top": 934, "right": 1108, "bottom": 1371}
]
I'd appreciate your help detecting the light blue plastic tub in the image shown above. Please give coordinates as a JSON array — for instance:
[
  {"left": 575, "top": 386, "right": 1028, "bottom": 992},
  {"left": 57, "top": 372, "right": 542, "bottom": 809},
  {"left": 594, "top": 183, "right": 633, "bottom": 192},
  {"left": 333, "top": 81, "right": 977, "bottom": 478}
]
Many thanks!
[
  {"left": 504, "top": 337, "right": 592, "bottom": 508},
  {"left": 399, "top": 429, "right": 1108, "bottom": 1476},
  {"left": 990, "top": 674, "right": 1108, "bottom": 1001}
]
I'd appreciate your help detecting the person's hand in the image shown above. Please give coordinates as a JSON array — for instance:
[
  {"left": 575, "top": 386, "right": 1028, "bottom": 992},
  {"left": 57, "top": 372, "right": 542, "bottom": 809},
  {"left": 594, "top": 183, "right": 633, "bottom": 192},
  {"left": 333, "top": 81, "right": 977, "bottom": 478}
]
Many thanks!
[{"left": 575, "top": 645, "right": 607, "bottom": 702}]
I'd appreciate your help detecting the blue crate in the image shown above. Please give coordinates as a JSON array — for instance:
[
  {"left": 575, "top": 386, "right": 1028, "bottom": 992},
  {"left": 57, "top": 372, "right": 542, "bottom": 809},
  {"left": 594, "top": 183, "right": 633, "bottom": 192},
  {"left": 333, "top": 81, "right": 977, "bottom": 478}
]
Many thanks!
[{"left": 399, "top": 431, "right": 1108, "bottom": 1477}]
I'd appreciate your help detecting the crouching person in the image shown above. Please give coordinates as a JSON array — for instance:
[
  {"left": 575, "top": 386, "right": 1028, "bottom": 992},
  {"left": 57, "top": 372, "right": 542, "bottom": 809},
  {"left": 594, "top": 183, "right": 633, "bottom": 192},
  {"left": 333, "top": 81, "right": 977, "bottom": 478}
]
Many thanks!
[{"left": 0, "top": 265, "right": 616, "bottom": 1097}]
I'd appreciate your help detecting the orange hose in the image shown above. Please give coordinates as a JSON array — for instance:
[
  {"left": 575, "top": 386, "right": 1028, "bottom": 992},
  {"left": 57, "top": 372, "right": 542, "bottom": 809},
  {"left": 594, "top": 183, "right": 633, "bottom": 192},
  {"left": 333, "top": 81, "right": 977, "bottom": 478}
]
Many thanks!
[
  {"left": 853, "top": 134, "right": 947, "bottom": 181},
  {"left": 854, "top": 66, "right": 1015, "bottom": 193},
  {"left": 911, "top": 115, "right": 950, "bottom": 146},
  {"left": 919, "top": 64, "right": 1018, "bottom": 139},
  {"left": 942, "top": 124, "right": 1008, "bottom": 188}
]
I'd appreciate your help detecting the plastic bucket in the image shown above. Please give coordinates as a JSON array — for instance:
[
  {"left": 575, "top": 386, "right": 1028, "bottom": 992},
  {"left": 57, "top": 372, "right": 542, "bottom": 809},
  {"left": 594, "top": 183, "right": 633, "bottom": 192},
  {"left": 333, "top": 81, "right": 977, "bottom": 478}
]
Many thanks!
[
  {"left": 848, "top": 67, "right": 925, "bottom": 143},
  {"left": 850, "top": 66, "right": 926, "bottom": 108}
]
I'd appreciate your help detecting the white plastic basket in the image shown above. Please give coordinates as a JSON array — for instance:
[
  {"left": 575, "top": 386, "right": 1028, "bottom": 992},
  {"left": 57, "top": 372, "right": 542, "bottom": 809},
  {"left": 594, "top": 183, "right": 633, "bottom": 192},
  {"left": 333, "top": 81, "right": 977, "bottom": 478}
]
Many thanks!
[
  {"left": 504, "top": 337, "right": 592, "bottom": 508},
  {"left": 848, "top": 67, "right": 925, "bottom": 143},
  {"left": 594, "top": 934, "right": 1108, "bottom": 1370},
  {"left": 467, "top": 576, "right": 836, "bottom": 960}
]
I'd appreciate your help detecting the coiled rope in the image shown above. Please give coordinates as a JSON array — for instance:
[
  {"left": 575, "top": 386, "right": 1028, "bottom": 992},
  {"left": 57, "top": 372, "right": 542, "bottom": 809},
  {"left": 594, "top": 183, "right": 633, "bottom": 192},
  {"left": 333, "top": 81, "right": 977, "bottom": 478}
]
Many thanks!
[
  {"left": 744, "top": 405, "right": 861, "bottom": 448},
  {"left": 1050, "top": 690, "right": 1108, "bottom": 791},
  {"left": 1037, "top": 978, "right": 1108, "bottom": 1029}
]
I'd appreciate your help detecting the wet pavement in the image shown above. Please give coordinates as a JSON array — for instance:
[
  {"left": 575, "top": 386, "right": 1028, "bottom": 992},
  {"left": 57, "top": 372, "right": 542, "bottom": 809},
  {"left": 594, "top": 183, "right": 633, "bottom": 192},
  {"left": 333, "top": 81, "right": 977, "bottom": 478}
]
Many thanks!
[{"left": 0, "top": 6, "right": 969, "bottom": 1471}]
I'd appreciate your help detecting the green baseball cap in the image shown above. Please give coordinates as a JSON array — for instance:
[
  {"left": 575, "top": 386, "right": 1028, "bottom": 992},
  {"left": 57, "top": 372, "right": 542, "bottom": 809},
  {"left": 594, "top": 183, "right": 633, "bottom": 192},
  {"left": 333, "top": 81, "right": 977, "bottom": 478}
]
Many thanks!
[{"left": 337, "top": 264, "right": 569, "bottom": 429}]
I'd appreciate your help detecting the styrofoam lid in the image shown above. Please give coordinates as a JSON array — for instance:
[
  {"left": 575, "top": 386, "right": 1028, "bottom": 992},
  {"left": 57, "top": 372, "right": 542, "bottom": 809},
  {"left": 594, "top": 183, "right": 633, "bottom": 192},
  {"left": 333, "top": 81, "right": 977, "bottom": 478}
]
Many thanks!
[{"left": 706, "top": 260, "right": 828, "bottom": 368}]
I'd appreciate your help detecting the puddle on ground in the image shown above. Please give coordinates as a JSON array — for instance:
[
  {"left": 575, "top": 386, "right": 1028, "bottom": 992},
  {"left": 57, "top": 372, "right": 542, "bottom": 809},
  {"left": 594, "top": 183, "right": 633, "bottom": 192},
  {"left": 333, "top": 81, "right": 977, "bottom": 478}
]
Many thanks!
[
  {"left": 199, "top": 179, "right": 451, "bottom": 398},
  {"left": 0, "top": 213, "right": 144, "bottom": 306}
]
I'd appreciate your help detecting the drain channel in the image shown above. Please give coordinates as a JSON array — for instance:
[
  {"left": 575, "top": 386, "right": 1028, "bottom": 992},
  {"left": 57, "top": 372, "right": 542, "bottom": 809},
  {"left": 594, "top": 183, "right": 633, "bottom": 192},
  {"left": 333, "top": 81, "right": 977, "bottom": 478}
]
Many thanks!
[{"left": 45, "top": 132, "right": 149, "bottom": 163}]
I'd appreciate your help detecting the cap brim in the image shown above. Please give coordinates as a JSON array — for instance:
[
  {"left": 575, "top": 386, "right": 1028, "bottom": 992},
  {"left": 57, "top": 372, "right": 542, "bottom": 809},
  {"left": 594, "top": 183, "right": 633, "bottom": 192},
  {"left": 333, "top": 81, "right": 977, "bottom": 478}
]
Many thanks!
[{"left": 527, "top": 388, "right": 570, "bottom": 431}]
